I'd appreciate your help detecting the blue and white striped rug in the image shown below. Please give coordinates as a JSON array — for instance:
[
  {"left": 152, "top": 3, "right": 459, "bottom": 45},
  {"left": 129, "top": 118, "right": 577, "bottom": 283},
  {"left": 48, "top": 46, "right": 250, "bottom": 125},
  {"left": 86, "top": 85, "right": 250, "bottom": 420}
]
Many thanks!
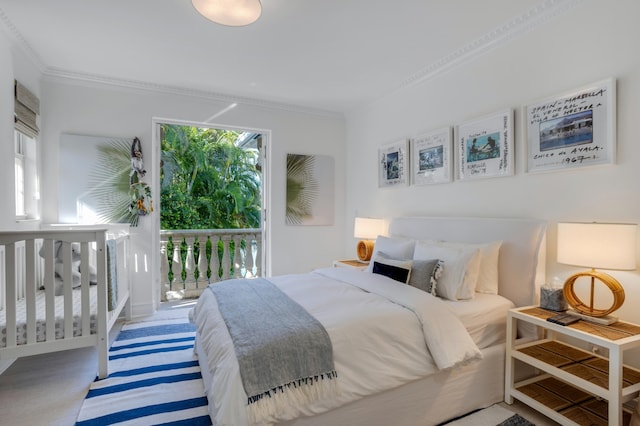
[{"left": 75, "top": 319, "right": 212, "bottom": 425}]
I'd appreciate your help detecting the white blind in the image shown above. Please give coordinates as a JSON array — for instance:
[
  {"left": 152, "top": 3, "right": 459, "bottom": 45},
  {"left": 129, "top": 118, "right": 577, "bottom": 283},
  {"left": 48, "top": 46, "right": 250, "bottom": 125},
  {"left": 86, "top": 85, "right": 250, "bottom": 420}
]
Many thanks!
[{"left": 14, "top": 80, "right": 39, "bottom": 138}]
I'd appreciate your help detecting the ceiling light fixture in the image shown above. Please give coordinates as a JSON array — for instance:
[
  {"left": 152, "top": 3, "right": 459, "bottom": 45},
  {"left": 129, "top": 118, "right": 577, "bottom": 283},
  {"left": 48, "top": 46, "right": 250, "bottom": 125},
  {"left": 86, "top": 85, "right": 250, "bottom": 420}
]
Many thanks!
[{"left": 192, "top": 0, "right": 262, "bottom": 27}]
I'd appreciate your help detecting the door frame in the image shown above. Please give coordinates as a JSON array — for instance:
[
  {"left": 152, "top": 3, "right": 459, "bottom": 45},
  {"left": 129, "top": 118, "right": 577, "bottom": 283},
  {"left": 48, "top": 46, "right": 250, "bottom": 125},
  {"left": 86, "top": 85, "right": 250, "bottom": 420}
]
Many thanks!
[{"left": 151, "top": 117, "right": 271, "bottom": 308}]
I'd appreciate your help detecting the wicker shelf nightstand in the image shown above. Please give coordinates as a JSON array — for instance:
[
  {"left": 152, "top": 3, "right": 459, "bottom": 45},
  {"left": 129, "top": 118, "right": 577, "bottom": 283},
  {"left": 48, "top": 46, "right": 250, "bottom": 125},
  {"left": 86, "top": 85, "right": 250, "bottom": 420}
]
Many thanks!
[{"left": 505, "top": 306, "right": 640, "bottom": 426}]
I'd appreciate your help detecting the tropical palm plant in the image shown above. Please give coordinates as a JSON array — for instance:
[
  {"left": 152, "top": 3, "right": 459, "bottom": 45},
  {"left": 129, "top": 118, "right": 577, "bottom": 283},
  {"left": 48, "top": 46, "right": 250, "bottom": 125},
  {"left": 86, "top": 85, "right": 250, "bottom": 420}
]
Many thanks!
[{"left": 160, "top": 124, "right": 261, "bottom": 230}]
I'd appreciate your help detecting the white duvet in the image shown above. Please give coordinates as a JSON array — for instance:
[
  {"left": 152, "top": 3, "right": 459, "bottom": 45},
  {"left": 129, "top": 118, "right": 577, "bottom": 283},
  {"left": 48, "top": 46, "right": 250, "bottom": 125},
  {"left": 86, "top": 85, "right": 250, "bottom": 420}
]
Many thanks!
[{"left": 190, "top": 267, "right": 482, "bottom": 426}]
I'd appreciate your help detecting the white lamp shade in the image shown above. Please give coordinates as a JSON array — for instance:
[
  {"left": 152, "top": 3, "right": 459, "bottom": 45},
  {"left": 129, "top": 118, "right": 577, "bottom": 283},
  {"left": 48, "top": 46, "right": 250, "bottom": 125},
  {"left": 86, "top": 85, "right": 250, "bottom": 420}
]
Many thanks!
[
  {"left": 557, "top": 222, "right": 637, "bottom": 270},
  {"left": 192, "top": 0, "right": 262, "bottom": 26},
  {"left": 354, "top": 217, "right": 386, "bottom": 240}
]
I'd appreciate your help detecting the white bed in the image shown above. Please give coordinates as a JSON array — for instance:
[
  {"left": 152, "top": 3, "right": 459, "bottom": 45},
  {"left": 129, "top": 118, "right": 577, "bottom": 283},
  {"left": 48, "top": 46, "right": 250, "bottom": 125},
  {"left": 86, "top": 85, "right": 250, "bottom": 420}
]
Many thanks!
[{"left": 191, "top": 216, "right": 547, "bottom": 426}]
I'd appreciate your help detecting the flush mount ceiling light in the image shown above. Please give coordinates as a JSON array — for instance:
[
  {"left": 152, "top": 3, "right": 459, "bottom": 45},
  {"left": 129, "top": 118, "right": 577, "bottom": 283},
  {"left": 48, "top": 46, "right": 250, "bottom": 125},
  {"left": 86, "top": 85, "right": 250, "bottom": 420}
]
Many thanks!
[{"left": 192, "top": 0, "right": 262, "bottom": 27}]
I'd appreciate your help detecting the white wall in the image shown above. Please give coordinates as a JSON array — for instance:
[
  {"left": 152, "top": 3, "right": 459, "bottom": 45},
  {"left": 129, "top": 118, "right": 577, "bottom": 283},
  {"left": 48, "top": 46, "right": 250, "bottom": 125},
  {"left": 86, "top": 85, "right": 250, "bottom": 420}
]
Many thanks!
[
  {"left": 0, "top": 31, "right": 14, "bottom": 227},
  {"left": 0, "top": 24, "right": 346, "bottom": 316},
  {"left": 0, "top": 28, "right": 41, "bottom": 230},
  {"left": 344, "top": 1, "right": 640, "bottom": 324},
  {"left": 37, "top": 80, "right": 346, "bottom": 315}
]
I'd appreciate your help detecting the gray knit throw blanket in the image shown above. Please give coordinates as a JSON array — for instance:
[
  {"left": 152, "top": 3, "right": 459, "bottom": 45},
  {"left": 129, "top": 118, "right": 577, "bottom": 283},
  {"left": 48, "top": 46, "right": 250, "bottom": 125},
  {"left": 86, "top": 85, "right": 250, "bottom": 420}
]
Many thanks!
[{"left": 208, "top": 278, "right": 338, "bottom": 422}]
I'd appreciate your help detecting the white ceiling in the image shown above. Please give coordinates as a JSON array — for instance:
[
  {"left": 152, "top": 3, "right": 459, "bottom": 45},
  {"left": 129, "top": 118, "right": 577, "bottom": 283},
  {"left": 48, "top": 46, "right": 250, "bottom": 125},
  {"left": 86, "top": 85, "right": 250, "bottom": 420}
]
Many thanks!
[{"left": 0, "top": 0, "right": 571, "bottom": 114}]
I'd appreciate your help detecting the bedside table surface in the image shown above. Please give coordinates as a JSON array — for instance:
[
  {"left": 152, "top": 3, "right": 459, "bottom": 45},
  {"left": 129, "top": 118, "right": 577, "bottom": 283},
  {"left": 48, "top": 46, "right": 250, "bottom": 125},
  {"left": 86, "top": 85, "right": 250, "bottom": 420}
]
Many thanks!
[
  {"left": 333, "top": 259, "right": 369, "bottom": 268},
  {"left": 514, "top": 306, "right": 640, "bottom": 342}
]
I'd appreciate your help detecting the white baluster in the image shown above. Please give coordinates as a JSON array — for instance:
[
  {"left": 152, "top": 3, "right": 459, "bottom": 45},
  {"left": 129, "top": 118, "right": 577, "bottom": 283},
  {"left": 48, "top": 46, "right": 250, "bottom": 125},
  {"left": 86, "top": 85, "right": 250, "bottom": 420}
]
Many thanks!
[
  {"left": 245, "top": 234, "right": 255, "bottom": 278},
  {"left": 171, "top": 238, "right": 183, "bottom": 289},
  {"left": 233, "top": 235, "right": 243, "bottom": 278},
  {"left": 160, "top": 240, "right": 170, "bottom": 301},
  {"left": 254, "top": 235, "right": 262, "bottom": 278},
  {"left": 221, "top": 236, "right": 231, "bottom": 280},
  {"left": 209, "top": 235, "right": 221, "bottom": 283},
  {"left": 196, "top": 235, "right": 208, "bottom": 289},
  {"left": 184, "top": 236, "right": 197, "bottom": 291}
]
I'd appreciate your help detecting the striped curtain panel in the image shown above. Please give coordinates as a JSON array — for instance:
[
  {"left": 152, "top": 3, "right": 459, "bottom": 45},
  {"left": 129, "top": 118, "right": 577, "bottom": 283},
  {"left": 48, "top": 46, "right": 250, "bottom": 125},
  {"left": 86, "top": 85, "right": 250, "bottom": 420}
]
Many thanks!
[{"left": 14, "top": 80, "right": 39, "bottom": 138}]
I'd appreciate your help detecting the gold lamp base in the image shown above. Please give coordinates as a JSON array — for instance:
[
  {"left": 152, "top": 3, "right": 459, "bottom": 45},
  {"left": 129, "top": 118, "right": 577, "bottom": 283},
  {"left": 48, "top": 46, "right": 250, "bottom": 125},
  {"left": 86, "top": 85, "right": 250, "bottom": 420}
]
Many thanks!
[
  {"left": 563, "top": 269, "right": 625, "bottom": 324},
  {"left": 356, "top": 240, "right": 375, "bottom": 262}
]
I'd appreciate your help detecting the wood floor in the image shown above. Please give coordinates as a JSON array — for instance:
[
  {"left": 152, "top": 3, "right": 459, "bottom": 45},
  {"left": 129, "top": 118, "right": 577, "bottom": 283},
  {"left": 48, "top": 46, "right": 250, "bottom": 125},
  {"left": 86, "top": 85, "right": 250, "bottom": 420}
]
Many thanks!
[{"left": 0, "top": 300, "right": 558, "bottom": 426}]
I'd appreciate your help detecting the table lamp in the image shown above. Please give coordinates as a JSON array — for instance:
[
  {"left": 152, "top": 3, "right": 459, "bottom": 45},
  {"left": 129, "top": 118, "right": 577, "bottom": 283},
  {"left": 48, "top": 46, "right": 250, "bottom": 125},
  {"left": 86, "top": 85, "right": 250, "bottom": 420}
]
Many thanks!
[
  {"left": 354, "top": 217, "right": 386, "bottom": 262},
  {"left": 557, "top": 222, "right": 637, "bottom": 325}
]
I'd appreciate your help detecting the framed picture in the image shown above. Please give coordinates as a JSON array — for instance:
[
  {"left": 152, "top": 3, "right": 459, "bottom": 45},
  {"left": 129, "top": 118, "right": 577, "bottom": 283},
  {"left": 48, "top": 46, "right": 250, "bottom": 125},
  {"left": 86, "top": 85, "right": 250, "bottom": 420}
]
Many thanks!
[
  {"left": 378, "top": 139, "right": 409, "bottom": 187},
  {"left": 525, "top": 78, "right": 616, "bottom": 173},
  {"left": 411, "top": 127, "right": 452, "bottom": 185},
  {"left": 286, "top": 153, "right": 335, "bottom": 226},
  {"left": 457, "top": 109, "right": 514, "bottom": 181}
]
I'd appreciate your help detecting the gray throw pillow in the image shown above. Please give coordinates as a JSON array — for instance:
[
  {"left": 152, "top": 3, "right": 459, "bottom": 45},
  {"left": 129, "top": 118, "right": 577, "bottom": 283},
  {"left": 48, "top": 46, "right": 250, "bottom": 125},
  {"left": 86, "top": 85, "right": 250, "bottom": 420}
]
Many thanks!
[{"left": 408, "top": 259, "right": 444, "bottom": 296}]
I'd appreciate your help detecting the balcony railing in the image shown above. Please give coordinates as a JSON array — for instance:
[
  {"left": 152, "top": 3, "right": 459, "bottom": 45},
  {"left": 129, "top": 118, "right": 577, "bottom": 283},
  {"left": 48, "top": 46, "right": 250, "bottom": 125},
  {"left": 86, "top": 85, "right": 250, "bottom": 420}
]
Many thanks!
[{"left": 160, "top": 228, "right": 262, "bottom": 300}]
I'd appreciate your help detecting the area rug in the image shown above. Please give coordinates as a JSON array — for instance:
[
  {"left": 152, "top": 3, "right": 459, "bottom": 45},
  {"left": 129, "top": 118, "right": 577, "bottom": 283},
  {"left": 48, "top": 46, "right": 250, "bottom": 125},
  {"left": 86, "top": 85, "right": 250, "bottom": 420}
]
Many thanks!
[
  {"left": 75, "top": 318, "right": 212, "bottom": 425},
  {"left": 443, "top": 404, "right": 535, "bottom": 426}
]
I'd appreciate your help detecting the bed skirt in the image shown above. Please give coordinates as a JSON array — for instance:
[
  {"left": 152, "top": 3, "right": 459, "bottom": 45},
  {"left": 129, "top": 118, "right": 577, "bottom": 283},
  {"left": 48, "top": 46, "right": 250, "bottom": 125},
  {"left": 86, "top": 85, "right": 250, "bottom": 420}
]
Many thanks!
[{"left": 195, "top": 340, "right": 506, "bottom": 426}]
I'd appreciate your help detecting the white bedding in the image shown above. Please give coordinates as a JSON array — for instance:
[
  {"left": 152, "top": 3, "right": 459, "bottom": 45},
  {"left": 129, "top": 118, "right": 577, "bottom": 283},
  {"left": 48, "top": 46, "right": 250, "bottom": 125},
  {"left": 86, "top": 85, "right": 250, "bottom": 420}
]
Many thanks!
[
  {"left": 191, "top": 267, "right": 484, "bottom": 426},
  {"left": 444, "top": 292, "right": 515, "bottom": 349}
]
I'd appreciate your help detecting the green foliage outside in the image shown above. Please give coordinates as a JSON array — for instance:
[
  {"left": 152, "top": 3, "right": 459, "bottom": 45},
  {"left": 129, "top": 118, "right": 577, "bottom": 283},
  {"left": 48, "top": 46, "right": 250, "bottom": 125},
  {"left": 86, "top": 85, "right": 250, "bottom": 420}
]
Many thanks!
[
  {"left": 160, "top": 124, "right": 261, "bottom": 230},
  {"left": 160, "top": 124, "right": 262, "bottom": 282}
]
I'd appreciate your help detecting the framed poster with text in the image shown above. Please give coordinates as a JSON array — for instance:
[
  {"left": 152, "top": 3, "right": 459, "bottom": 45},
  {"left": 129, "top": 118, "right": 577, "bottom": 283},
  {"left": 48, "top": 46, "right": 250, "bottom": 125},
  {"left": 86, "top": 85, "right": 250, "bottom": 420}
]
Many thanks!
[
  {"left": 525, "top": 78, "right": 616, "bottom": 173},
  {"left": 378, "top": 139, "right": 409, "bottom": 188},
  {"left": 457, "top": 109, "right": 513, "bottom": 181},
  {"left": 411, "top": 127, "right": 452, "bottom": 185}
]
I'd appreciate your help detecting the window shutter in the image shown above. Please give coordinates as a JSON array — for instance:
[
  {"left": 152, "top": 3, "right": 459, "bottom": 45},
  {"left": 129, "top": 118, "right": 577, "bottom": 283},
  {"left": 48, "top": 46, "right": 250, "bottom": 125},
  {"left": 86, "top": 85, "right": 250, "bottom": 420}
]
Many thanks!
[{"left": 14, "top": 80, "right": 39, "bottom": 138}]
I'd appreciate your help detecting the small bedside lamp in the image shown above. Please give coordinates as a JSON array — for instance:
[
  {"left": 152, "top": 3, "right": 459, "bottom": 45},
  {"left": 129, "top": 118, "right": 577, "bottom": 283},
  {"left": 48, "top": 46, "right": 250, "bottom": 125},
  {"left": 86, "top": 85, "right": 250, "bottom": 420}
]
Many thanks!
[
  {"left": 354, "top": 217, "right": 386, "bottom": 262},
  {"left": 557, "top": 222, "right": 637, "bottom": 325}
]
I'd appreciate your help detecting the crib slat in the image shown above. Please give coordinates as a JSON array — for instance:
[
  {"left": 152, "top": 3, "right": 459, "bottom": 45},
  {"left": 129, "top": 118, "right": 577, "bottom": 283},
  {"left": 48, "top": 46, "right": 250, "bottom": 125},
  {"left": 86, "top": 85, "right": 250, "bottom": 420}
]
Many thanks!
[
  {"left": 44, "top": 239, "right": 56, "bottom": 343},
  {"left": 80, "top": 241, "right": 90, "bottom": 337},
  {"left": 5, "top": 243, "right": 17, "bottom": 348},
  {"left": 61, "top": 242, "right": 74, "bottom": 340},
  {"left": 95, "top": 232, "right": 109, "bottom": 379},
  {"left": 25, "top": 239, "right": 37, "bottom": 345}
]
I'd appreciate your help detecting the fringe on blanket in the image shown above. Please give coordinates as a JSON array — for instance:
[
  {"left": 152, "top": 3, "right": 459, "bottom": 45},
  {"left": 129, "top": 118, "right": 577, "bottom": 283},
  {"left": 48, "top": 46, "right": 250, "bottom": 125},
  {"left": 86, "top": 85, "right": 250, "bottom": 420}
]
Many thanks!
[{"left": 247, "top": 371, "right": 339, "bottom": 423}]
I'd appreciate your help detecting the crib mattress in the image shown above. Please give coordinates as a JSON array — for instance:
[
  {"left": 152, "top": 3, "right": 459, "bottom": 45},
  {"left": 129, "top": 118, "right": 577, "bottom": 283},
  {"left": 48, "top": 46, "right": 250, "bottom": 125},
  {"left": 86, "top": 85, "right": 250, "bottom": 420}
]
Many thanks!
[{"left": 0, "top": 286, "right": 98, "bottom": 348}]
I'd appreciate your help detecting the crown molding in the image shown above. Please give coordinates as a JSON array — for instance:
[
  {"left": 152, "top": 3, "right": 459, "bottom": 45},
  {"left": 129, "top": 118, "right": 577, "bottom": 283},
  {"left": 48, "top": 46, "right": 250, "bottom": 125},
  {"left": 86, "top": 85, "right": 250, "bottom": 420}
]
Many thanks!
[
  {"left": 390, "top": 0, "right": 583, "bottom": 96},
  {"left": 0, "top": 7, "right": 342, "bottom": 119},
  {"left": 0, "top": 7, "right": 46, "bottom": 73},
  {"left": 41, "top": 68, "right": 343, "bottom": 118},
  {"left": 2, "top": 0, "right": 582, "bottom": 115}
]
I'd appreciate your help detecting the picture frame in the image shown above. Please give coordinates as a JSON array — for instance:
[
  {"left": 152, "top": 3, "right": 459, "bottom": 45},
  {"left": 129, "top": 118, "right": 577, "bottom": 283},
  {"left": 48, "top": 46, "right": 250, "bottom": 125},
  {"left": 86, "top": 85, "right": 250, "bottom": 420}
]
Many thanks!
[
  {"left": 286, "top": 153, "right": 335, "bottom": 226},
  {"left": 457, "top": 109, "right": 514, "bottom": 181},
  {"left": 525, "top": 78, "right": 616, "bottom": 173},
  {"left": 410, "top": 127, "right": 452, "bottom": 185},
  {"left": 378, "top": 139, "right": 409, "bottom": 188}
]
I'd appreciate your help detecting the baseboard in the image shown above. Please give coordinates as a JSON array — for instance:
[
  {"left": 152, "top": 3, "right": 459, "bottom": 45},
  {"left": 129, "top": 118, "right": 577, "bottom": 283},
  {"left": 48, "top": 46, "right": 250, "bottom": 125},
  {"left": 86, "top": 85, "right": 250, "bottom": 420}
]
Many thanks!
[
  {"left": 0, "top": 358, "right": 15, "bottom": 375},
  {"left": 131, "top": 301, "right": 156, "bottom": 318}
]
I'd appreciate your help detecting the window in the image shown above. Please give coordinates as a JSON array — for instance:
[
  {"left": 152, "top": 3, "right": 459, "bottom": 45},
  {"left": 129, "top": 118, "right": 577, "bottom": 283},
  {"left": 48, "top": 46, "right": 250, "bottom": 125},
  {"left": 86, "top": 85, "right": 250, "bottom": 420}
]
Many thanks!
[
  {"left": 14, "top": 80, "right": 40, "bottom": 221},
  {"left": 14, "top": 130, "right": 38, "bottom": 220}
]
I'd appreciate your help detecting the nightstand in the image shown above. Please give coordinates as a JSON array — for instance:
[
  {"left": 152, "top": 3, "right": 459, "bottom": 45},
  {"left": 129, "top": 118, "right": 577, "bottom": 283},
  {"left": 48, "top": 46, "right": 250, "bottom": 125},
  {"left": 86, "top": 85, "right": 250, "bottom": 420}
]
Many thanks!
[
  {"left": 332, "top": 259, "right": 369, "bottom": 270},
  {"left": 505, "top": 306, "right": 640, "bottom": 426}
]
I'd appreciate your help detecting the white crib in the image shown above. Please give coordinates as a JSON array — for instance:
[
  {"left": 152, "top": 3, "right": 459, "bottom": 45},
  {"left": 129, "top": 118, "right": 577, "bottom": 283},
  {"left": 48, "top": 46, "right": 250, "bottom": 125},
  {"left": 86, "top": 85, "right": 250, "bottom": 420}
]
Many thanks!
[{"left": 0, "top": 226, "right": 131, "bottom": 379}]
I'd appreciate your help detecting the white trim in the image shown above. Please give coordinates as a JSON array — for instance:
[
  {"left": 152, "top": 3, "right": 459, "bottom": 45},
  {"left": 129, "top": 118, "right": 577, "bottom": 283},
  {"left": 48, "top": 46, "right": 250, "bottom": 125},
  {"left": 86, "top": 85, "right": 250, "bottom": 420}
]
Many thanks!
[
  {"left": 0, "top": 1, "right": 582, "bottom": 114},
  {"left": 150, "top": 117, "right": 272, "bottom": 299},
  {"left": 0, "top": 359, "right": 15, "bottom": 375}
]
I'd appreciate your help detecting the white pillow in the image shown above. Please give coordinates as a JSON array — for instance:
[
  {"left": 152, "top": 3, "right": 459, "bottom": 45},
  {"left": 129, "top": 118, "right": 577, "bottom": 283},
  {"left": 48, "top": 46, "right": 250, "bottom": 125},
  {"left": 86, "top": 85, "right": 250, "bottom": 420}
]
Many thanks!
[
  {"left": 436, "top": 240, "right": 502, "bottom": 294},
  {"left": 413, "top": 240, "right": 481, "bottom": 300},
  {"left": 366, "top": 236, "right": 415, "bottom": 273}
]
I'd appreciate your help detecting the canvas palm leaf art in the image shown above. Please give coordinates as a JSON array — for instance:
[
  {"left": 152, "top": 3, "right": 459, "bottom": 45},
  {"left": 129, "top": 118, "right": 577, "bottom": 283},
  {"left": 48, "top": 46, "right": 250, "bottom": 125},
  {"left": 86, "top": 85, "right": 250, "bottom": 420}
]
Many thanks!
[
  {"left": 286, "top": 154, "right": 319, "bottom": 225},
  {"left": 87, "top": 138, "right": 152, "bottom": 226}
]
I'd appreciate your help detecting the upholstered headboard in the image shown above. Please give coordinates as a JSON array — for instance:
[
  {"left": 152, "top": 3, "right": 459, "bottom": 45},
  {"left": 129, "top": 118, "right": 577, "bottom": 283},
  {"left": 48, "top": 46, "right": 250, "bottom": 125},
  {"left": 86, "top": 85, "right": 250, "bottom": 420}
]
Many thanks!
[{"left": 389, "top": 217, "right": 547, "bottom": 308}]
